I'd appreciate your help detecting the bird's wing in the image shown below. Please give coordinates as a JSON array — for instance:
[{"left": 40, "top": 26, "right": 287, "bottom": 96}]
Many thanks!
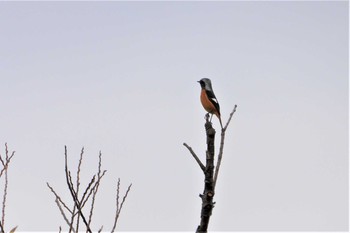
[{"left": 206, "top": 89, "right": 221, "bottom": 114}]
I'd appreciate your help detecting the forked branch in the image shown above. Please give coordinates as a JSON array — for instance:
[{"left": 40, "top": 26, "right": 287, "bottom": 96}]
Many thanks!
[{"left": 183, "top": 105, "right": 237, "bottom": 232}]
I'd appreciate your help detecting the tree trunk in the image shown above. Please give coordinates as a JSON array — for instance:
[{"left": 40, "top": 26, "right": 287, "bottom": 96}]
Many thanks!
[{"left": 196, "top": 121, "right": 215, "bottom": 233}]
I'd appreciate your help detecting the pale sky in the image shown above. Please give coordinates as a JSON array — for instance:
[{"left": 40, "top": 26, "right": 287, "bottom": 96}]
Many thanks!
[{"left": 0, "top": 1, "right": 348, "bottom": 231}]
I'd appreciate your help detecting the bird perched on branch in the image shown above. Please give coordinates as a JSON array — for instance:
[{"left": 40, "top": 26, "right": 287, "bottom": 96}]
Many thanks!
[{"left": 198, "top": 78, "right": 223, "bottom": 129}]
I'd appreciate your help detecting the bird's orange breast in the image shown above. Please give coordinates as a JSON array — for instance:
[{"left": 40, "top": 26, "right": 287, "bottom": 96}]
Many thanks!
[{"left": 200, "top": 89, "right": 217, "bottom": 114}]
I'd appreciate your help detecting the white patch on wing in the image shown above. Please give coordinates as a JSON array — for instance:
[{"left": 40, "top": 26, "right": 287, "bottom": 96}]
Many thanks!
[{"left": 210, "top": 97, "right": 218, "bottom": 104}]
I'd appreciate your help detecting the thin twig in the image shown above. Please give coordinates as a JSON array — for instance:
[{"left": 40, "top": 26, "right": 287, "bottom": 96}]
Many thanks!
[
  {"left": 0, "top": 154, "right": 14, "bottom": 179},
  {"left": 111, "top": 179, "right": 132, "bottom": 233},
  {"left": 64, "top": 147, "right": 92, "bottom": 233},
  {"left": 213, "top": 105, "right": 237, "bottom": 189},
  {"left": 67, "top": 170, "right": 77, "bottom": 233},
  {"left": 50, "top": 146, "right": 130, "bottom": 232},
  {"left": 222, "top": 105, "right": 237, "bottom": 132},
  {"left": 115, "top": 178, "right": 120, "bottom": 230},
  {"left": 183, "top": 143, "right": 205, "bottom": 172},
  {"left": 0, "top": 151, "right": 14, "bottom": 179},
  {"left": 75, "top": 147, "right": 84, "bottom": 233},
  {"left": 1, "top": 144, "right": 10, "bottom": 231},
  {"left": 63, "top": 147, "right": 76, "bottom": 233},
  {"left": 0, "top": 170, "right": 6, "bottom": 233},
  {"left": 66, "top": 173, "right": 91, "bottom": 233},
  {"left": 46, "top": 182, "right": 73, "bottom": 215},
  {"left": 80, "top": 175, "right": 96, "bottom": 206},
  {"left": 76, "top": 147, "right": 84, "bottom": 194},
  {"left": 55, "top": 198, "right": 75, "bottom": 231},
  {"left": 118, "top": 183, "right": 132, "bottom": 222},
  {"left": 81, "top": 171, "right": 106, "bottom": 209},
  {"left": 75, "top": 206, "right": 79, "bottom": 233},
  {"left": 88, "top": 151, "right": 103, "bottom": 226},
  {"left": 0, "top": 144, "right": 15, "bottom": 178},
  {"left": 0, "top": 143, "right": 15, "bottom": 233},
  {"left": 0, "top": 148, "right": 5, "bottom": 167}
]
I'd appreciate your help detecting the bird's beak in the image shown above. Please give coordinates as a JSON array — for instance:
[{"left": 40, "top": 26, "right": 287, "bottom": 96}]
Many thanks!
[{"left": 197, "top": 81, "right": 200, "bottom": 83}]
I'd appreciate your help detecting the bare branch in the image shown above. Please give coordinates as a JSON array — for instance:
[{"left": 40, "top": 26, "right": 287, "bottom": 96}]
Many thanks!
[
  {"left": 223, "top": 105, "right": 237, "bottom": 131},
  {"left": 88, "top": 151, "right": 103, "bottom": 226},
  {"left": 0, "top": 143, "right": 15, "bottom": 233},
  {"left": 64, "top": 147, "right": 92, "bottom": 233},
  {"left": 50, "top": 146, "right": 131, "bottom": 232},
  {"left": 76, "top": 147, "right": 84, "bottom": 194},
  {"left": 120, "top": 184, "right": 132, "bottom": 215},
  {"left": 81, "top": 170, "right": 106, "bottom": 209},
  {"left": 183, "top": 143, "right": 205, "bottom": 172},
  {"left": 1, "top": 162, "right": 7, "bottom": 231},
  {"left": 0, "top": 150, "right": 4, "bottom": 167},
  {"left": 0, "top": 155, "right": 14, "bottom": 179},
  {"left": 213, "top": 105, "right": 237, "bottom": 189},
  {"left": 111, "top": 178, "right": 132, "bottom": 233},
  {"left": 0, "top": 144, "right": 15, "bottom": 178},
  {"left": 80, "top": 175, "right": 96, "bottom": 206},
  {"left": 64, "top": 148, "right": 78, "bottom": 233},
  {"left": 55, "top": 198, "right": 74, "bottom": 231},
  {"left": 75, "top": 147, "right": 84, "bottom": 232},
  {"left": 67, "top": 176, "right": 91, "bottom": 233},
  {"left": 46, "top": 182, "right": 73, "bottom": 215},
  {"left": 1, "top": 144, "right": 10, "bottom": 231}
]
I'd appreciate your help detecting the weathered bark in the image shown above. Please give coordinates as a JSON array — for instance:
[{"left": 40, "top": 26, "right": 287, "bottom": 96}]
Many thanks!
[
  {"left": 184, "top": 105, "right": 237, "bottom": 232},
  {"left": 196, "top": 120, "right": 216, "bottom": 233}
]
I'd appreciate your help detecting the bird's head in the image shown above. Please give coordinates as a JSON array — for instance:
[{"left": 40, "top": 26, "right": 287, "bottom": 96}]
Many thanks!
[{"left": 197, "top": 78, "right": 213, "bottom": 91}]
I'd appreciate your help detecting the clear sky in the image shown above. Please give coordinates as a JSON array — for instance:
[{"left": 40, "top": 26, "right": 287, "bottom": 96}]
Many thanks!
[{"left": 0, "top": 1, "right": 348, "bottom": 231}]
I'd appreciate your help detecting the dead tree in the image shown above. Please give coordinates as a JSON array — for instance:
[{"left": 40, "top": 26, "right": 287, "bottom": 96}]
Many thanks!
[
  {"left": 184, "top": 105, "right": 237, "bottom": 232},
  {"left": 47, "top": 146, "right": 132, "bottom": 232}
]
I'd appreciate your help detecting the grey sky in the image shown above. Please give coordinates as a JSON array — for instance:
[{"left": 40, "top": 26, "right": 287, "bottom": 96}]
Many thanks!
[{"left": 0, "top": 1, "right": 348, "bottom": 231}]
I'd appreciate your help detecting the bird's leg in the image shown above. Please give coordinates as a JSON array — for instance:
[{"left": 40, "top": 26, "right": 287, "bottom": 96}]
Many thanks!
[{"left": 209, "top": 113, "right": 213, "bottom": 122}]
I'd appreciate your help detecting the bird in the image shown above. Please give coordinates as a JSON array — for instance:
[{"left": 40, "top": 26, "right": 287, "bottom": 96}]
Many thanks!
[{"left": 198, "top": 78, "right": 223, "bottom": 129}]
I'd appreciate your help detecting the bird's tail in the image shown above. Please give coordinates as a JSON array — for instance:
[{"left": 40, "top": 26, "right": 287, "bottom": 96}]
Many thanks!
[{"left": 215, "top": 113, "right": 223, "bottom": 129}]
